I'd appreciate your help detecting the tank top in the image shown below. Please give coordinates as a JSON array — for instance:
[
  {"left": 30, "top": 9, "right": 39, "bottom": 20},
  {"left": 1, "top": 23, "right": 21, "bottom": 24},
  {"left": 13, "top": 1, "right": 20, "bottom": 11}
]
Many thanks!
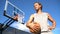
[{"left": 34, "top": 12, "right": 49, "bottom": 31}]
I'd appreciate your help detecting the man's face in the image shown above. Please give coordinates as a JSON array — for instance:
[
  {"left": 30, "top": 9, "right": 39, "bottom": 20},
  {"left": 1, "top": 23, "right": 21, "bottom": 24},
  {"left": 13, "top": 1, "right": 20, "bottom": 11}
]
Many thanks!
[{"left": 34, "top": 3, "right": 41, "bottom": 10}]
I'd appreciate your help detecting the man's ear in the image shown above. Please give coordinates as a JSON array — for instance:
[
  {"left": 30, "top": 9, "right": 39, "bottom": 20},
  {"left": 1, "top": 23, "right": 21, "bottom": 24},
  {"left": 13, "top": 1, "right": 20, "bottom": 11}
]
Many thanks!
[{"left": 39, "top": 5, "right": 41, "bottom": 8}]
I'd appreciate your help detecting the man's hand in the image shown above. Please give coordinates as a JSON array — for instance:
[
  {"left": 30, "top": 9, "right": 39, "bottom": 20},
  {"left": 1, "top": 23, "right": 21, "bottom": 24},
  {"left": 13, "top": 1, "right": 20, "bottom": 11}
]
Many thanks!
[
  {"left": 48, "top": 26, "right": 55, "bottom": 30},
  {"left": 30, "top": 23, "right": 41, "bottom": 33},
  {"left": 26, "top": 22, "right": 41, "bottom": 34}
]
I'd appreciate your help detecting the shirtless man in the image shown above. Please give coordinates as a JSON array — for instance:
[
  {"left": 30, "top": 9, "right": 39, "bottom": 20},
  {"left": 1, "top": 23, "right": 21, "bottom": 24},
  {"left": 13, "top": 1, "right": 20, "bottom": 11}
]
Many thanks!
[{"left": 26, "top": 2, "right": 56, "bottom": 34}]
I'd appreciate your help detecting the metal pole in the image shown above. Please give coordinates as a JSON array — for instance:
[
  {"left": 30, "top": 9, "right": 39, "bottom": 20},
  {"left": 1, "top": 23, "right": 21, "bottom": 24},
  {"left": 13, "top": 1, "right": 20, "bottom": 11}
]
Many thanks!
[{"left": 4, "top": 0, "right": 8, "bottom": 11}]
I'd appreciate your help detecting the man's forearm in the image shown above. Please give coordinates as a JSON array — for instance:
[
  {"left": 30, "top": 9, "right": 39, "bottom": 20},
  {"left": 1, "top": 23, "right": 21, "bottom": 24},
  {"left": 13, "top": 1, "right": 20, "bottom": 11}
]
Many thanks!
[{"left": 52, "top": 21, "right": 56, "bottom": 29}]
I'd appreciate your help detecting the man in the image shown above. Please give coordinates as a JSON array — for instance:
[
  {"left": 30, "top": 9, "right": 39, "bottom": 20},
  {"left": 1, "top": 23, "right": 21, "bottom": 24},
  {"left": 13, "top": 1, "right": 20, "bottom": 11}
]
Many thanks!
[{"left": 26, "top": 2, "right": 56, "bottom": 34}]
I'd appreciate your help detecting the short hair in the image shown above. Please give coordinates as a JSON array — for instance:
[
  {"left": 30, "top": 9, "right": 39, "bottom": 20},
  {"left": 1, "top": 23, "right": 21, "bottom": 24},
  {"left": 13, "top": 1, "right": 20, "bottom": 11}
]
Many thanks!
[{"left": 34, "top": 2, "right": 42, "bottom": 10}]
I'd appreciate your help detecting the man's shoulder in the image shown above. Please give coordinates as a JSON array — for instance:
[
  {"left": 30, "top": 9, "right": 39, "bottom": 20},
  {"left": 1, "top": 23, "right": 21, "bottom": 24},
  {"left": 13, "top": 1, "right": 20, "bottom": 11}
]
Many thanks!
[
  {"left": 31, "top": 13, "right": 36, "bottom": 16},
  {"left": 43, "top": 12, "right": 48, "bottom": 14},
  {"left": 30, "top": 14, "right": 34, "bottom": 17},
  {"left": 43, "top": 12, "right": 52, "bottom": 17}
]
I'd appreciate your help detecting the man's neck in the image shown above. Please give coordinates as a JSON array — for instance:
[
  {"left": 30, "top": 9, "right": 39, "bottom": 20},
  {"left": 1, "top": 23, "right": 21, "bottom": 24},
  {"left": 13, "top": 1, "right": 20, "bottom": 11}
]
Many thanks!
[{"left": 37, "top": 9, "right": 42, "bottom": 14}]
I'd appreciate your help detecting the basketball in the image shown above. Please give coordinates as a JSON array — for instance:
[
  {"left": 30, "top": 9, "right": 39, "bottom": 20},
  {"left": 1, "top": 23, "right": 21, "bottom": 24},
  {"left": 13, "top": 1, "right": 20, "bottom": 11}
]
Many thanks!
[{"left": 26, "top": 22, "right": 41, "bottom": 34}]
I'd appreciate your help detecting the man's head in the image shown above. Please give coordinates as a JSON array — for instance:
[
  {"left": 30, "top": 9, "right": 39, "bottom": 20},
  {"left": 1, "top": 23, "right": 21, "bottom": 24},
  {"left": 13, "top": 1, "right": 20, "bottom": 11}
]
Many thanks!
[{"left": 34, "top": 2, "right": 42, "bottom": 11}]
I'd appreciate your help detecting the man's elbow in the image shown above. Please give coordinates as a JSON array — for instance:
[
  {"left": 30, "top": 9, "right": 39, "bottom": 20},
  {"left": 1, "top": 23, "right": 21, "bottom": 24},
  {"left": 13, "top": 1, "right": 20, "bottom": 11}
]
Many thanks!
[{"left": 52, "top": 20, "right": 56, "bottom": 28}]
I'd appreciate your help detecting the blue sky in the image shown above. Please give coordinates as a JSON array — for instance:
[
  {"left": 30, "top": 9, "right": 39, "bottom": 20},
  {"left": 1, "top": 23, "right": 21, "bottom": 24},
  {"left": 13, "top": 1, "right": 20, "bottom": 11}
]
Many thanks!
[{"left": 0, "top": 0, "right": 60, "bottom": 34}]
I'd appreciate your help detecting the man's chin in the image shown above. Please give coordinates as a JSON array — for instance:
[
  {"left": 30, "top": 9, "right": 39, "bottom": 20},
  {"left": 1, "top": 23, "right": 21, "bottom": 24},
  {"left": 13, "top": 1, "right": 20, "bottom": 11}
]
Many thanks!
[
  {"left": 35, "top": 9, "right": 38, "bottom": 10},
  {"left": 35, "top": 9, "right": 39, "bottom": 11}
]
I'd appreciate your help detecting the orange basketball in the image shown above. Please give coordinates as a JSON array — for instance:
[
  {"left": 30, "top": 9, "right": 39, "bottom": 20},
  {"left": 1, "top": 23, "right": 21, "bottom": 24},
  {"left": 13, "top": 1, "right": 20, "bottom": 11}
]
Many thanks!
[{"left": 27, "top": 22, "right": 41, "bottom": 34}]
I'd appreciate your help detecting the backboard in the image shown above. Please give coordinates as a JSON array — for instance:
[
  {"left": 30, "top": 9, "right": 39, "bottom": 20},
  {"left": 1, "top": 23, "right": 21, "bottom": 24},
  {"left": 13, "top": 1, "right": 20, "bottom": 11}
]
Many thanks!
[{"left": 4, "top": 0, "right": 25, "bottom": 23}]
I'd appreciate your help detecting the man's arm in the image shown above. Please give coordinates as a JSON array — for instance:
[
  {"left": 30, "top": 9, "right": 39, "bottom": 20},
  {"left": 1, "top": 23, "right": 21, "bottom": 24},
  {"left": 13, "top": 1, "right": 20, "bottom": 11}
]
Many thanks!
[
  {"left": 48, "top": 13, "right": 56, "bottom": 30},
  {"left": 26, "top": 14, "right": 34, "bottom": 27},
  {"left": 26, "top": 14, "right": 41, "bottom": 33}
]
